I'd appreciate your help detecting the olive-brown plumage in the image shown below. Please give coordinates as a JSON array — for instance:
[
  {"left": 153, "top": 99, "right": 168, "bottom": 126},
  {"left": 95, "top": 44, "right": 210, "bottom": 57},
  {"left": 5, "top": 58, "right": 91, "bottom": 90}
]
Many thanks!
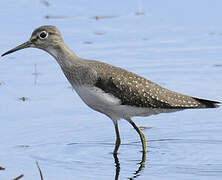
[
  {"left": 1, "top": 25, "right": 220, "bottom": 156},
  {"left": 88, "top": 61, "right": 219, "bottom": 109}
]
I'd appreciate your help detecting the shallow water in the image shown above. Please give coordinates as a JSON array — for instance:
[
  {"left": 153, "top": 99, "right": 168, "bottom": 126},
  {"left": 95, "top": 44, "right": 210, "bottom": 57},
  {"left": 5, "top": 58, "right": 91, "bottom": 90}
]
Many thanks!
[{"left": 0, "top": 0, "right": 222, "bottom": 179}]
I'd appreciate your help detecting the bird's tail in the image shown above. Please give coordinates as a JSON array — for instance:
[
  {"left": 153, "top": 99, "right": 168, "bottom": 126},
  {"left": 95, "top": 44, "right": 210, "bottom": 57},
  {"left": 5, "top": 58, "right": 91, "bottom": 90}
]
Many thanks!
[{"left": 193, "top": 97, "right": 220, "bottom": 108}]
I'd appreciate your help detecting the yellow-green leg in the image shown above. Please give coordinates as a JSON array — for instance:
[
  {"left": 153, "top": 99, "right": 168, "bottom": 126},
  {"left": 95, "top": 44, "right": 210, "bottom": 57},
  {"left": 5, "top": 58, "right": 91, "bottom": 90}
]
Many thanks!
[
  {"left": 113, "top": 120, "right": 121, "bottom": 155},
  {"left": 127, "top": 118, "right": 146, "bottom": 153}
]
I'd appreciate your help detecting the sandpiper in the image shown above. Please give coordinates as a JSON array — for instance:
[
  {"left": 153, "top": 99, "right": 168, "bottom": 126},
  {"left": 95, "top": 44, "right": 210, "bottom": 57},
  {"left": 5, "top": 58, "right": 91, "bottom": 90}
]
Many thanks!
[{"left": 1, "top": 25, "right": 220, "bottom": 154}]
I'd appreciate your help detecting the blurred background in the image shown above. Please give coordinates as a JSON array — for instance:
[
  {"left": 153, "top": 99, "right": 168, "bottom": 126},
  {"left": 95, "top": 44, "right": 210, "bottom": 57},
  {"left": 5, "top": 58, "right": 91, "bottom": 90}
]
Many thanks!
[{"left": 0, "top": 0, "right": 222, "bottom": 179}]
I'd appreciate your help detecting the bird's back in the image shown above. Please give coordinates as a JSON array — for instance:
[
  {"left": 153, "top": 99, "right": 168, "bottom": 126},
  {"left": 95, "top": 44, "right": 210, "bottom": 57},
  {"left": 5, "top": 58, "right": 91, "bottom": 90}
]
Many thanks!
[{"left": 86, "top": 60, "right": 220, "bottom": 109}]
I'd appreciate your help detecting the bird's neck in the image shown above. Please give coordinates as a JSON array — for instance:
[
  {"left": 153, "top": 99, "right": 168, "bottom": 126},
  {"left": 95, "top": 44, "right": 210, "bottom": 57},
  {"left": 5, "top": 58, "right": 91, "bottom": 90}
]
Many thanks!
[
  {"left": 45, "top": 41, "right": 85, "bottom": 69},
  {"left": 45, "top": 41, "right": 97, "bottom": 87}
]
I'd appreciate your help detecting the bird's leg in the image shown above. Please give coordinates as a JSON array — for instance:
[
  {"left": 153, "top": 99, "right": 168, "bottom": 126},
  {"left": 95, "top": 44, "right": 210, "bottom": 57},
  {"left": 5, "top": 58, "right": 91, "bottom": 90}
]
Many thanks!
[
  {"left": 112, "top": 120, "right": 121, "bottom": 155},
  {"left": 127, "top": 118, "right": 146, "bottom": 153}
]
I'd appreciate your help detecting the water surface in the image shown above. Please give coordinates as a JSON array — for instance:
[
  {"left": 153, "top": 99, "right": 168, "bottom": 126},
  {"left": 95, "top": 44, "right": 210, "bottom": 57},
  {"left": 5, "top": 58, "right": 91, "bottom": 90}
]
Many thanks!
[{"left": 0, "top": 0, "right": 222, "bottom": 179}]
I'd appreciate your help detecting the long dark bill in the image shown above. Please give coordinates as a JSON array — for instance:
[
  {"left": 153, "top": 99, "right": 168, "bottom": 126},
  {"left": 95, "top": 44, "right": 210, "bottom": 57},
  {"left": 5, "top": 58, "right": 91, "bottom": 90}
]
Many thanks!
[{"left": 1, "top": 41, "right": 32, "bottom": 57}]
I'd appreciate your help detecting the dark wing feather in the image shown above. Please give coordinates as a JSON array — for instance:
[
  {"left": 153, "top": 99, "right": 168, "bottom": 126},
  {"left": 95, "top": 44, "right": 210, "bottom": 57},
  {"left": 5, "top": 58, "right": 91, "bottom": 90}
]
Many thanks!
[
  {"left": 95, "top": 76, "right": 175, "bottom": 108},
  {"left": 89, "top": 60, "right": 220, "bottom": 109}
]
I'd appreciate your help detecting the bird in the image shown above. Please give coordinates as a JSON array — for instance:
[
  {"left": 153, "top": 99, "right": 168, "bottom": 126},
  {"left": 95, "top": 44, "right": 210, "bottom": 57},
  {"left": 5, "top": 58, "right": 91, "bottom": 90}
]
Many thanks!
[{"left": 1, "top": 25, "right": 220, "bottom": 155}]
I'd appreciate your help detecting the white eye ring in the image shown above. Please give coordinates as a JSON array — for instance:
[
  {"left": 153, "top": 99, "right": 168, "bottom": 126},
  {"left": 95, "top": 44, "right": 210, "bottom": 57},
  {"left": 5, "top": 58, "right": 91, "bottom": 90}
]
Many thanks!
[{"left": 39, "top": 31, "right": 48, "bottom": 39}]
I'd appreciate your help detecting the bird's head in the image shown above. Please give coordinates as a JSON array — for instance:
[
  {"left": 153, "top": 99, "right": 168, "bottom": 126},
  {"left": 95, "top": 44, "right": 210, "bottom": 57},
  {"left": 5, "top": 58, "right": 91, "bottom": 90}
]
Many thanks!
[{"left": 2, "top": 25, "right": 63, "bottom": 57}]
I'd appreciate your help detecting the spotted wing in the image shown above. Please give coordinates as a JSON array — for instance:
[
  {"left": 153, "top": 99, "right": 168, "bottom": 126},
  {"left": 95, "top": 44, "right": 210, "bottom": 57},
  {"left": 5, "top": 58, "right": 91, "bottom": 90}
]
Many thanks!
[{"left": 90, "top": 61, "right": 220, "bottom": 109}]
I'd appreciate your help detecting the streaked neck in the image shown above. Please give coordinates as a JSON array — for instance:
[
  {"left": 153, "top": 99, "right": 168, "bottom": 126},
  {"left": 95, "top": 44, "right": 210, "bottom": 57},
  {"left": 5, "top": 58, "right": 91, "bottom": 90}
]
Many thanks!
[{"left": 44, "top": 41, "right": 84, "bottom": 68}]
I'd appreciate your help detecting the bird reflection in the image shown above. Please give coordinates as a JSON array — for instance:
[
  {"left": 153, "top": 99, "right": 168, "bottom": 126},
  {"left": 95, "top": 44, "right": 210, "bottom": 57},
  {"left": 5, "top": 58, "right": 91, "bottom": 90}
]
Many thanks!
[
  {"left": 32, "top": 64, "right": 40, "bottom": 85},
  {"left": 113, "top": 151, "right": 146, "bottom": 180},
  {"left": 113, "top": 153, "right": 120, "bottom": 180}
]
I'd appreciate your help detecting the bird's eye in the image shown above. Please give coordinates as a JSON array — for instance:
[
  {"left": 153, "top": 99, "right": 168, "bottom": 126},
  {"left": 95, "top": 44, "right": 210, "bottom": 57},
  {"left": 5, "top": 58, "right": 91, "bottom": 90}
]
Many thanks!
[{"left": 39, "top": 31, "right": 48, "bottom": 39}]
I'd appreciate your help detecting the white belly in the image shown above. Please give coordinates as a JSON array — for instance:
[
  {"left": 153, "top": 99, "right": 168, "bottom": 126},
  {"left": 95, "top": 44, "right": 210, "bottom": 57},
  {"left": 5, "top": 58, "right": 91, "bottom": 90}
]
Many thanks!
[
  {"left": 74, "top": 85, "right": 121, "bottom": 116},
  {"left": 74, "top": 86, "right": 179, "bottom": 120}
]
